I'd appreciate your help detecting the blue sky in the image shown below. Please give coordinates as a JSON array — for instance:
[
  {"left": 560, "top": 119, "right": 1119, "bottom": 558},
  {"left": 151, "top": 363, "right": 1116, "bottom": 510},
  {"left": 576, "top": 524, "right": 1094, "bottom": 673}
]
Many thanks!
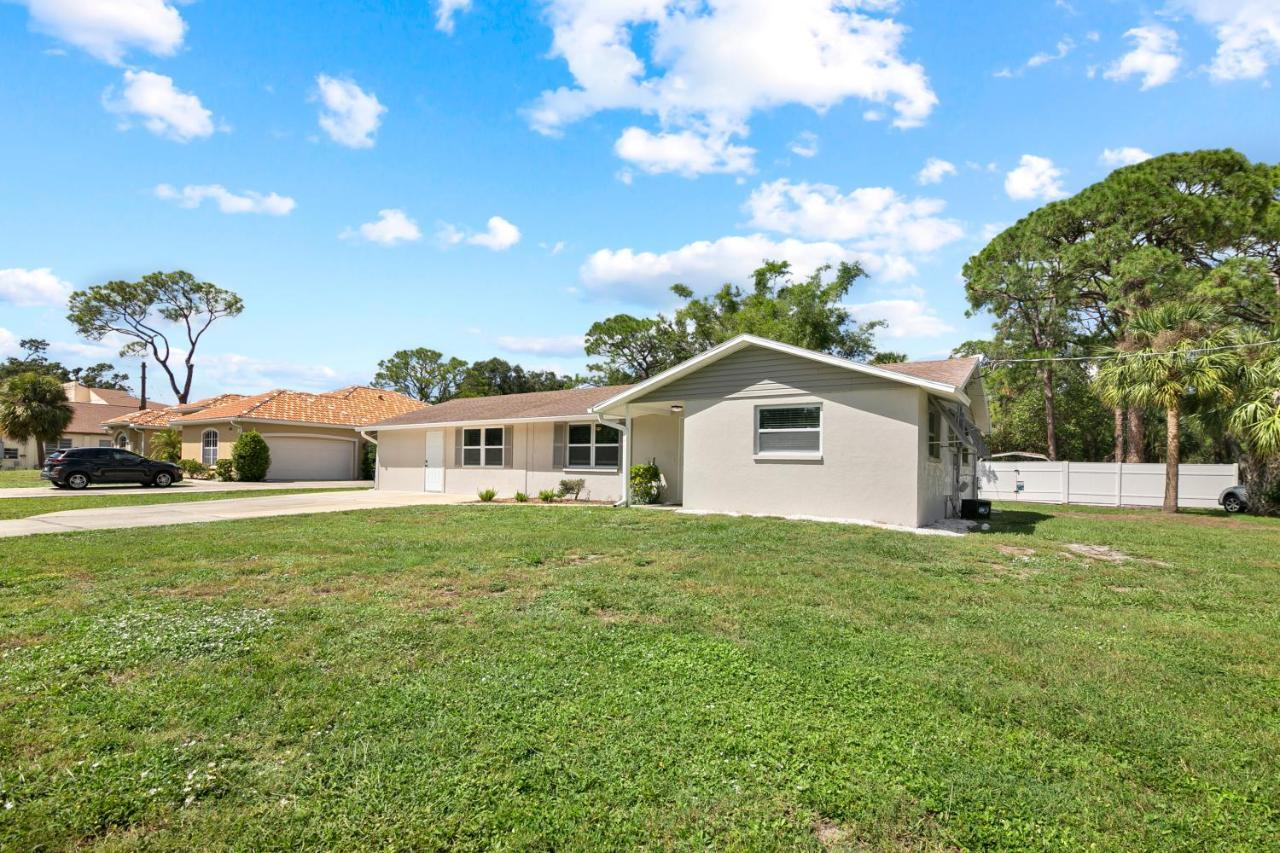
[{"left": 1, "top": 0, "right": 1277, "bottom": 400}]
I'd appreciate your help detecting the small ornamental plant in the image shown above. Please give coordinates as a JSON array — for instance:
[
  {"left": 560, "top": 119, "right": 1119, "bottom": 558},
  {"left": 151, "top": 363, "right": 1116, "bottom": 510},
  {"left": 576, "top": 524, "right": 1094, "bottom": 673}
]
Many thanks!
[
  {"left": 177, "top": 458, "right": 212, "bottom": 479},
  {"left": 514, "top": 491, "right": 530, "bottom": 502},
  {"left": 231, "top": 431, "right": 271, "bottom": 482},
  {"left": 213, "top": 458, "right": 235, "bottom": 481},
  {"left": 630, "top": 460, "right": 662, "bottom": 504},
  {"left": 558, "top": 478, "right": 586, "bottom": 500},
  {"left": 538, "top": 489, "right": 558, "bottom": 503},
  {"left": 478, "top": 487, "right": 497, "bottom": 502}
]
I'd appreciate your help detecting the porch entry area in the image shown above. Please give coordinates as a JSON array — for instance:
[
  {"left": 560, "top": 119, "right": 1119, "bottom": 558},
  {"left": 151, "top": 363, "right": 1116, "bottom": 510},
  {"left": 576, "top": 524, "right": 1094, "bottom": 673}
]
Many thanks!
[{"left": 619, "top": 403, "right": 685, "bottom": 506}]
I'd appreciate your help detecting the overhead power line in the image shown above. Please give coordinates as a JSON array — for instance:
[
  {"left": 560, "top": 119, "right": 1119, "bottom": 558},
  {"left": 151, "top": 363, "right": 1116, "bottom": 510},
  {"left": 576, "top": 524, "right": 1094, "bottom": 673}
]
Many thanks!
[{"left": 982, "top": 338, "right": 1280, "bottom": 370}]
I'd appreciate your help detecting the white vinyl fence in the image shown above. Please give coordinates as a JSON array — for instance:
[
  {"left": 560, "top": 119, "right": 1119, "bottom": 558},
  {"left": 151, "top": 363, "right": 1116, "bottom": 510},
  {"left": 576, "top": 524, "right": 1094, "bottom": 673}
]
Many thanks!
[{"left": 977, "top": 461, "right": 1239, "bottom": 509}]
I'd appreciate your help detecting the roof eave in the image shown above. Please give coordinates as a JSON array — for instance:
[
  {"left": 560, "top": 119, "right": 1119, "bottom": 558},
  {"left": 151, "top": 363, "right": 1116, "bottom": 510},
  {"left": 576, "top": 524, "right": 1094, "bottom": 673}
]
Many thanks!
[{"left": 370, "top": 413, "right": 599, "bottom": 431}]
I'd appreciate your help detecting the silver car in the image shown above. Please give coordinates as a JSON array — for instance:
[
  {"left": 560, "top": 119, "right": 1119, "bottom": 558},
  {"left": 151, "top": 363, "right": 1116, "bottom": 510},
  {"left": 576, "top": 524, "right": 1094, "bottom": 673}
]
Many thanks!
[{"left": 1219, "top": 485, "right": 1247, "bottom": 514}]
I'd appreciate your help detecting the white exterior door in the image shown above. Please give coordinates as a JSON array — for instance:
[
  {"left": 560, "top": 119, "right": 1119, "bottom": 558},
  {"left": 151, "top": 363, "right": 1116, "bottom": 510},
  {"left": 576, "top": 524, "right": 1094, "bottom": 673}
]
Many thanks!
[{"left": 424, "top": 430, "right": 444, "bottom": 492}]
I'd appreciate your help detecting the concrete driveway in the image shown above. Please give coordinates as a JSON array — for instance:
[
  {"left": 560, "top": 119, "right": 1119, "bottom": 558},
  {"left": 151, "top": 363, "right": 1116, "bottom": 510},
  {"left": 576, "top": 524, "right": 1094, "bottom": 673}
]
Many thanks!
[
  {"left": 0, "top": 479, "right": 371, "bottom": 500},
  {"left": 0, "top": 490, "right": 473, "bottom": 538}
]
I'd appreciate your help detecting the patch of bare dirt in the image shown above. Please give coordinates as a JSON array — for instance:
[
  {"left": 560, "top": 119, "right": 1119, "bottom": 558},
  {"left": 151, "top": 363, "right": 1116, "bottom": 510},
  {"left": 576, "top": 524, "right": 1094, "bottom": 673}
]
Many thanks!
[
  {"left": 563, "top": 553, "right": 604, "bottom": 565},
  {"left": 995, "top": 544, "right": 1035, "bottom": 558},
  {"left": 1066, "top": 543, "right": 1130, "bottom": 563},
  {"left": 813, "top": 818, "right": 850, "bottom": 850}
]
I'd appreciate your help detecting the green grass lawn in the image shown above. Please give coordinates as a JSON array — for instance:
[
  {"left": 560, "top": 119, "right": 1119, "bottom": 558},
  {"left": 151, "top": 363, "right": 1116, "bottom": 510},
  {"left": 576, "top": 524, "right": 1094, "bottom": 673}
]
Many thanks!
[
  {"left": 0, "top": 488, "right": 366, "bottom": 520},
  {"left": 0, "top": 469, "right": 44, "bottom": 488},
  {"left": 1, "top": 503, "right": 1277, "bottom": 849}
]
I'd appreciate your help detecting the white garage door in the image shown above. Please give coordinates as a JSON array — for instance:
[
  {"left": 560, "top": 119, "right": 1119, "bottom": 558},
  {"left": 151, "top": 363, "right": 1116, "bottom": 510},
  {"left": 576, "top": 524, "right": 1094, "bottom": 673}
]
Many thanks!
[{"left": 264, "top": 436, "right": 354, "bottom": 480}]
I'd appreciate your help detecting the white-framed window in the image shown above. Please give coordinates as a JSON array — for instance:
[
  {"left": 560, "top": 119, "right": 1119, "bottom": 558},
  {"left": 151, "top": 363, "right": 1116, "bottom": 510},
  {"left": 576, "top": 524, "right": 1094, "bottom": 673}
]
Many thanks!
[
  {"left": 56, "top": 437, "right": 73, "bottom": 450},
  {"left": 2, "top": 445, "right": 16, "bottom": 460},
  {"left": 927, "top": 410, "right": 942, "bottom": 460},
  {"left": 566, "top": 423, "right": 620, "bottom": 469},
  {"left": 462, "top": 427, "right": 504, "bottom": 467},
  {"left": 201, "top": 429, "right": 219, "bottom": 466},
  {"left": 755, "top": 405, "right": 821, "bottom": 455}
]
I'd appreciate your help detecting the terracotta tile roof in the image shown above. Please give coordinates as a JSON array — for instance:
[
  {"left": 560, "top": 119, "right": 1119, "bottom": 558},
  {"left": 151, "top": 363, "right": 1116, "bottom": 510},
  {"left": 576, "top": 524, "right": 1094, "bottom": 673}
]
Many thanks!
[
  {"left": 102, "top": 393, "right": 248, "bottom": 428},
  {"left": 878, "top": 356, "right": 980, "bottom": 388},
  {"left": 172, "top": 386, "right": 427, "bottom": 427},
  {"left": 88, "top": 387, "right": 142, "bottom": 406},
  {"left": 370, "top": 385, "right": 633, "bottom": 428},
  {"left": 65, "top": 402, "right": 140, "bottom": 435}
]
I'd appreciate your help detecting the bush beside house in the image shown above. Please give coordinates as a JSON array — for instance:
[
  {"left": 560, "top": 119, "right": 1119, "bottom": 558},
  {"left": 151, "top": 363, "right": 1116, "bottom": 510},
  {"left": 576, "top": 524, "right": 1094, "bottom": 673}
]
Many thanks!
[{"left": 232, "top": 432, "right": 271, "bottom": 482}]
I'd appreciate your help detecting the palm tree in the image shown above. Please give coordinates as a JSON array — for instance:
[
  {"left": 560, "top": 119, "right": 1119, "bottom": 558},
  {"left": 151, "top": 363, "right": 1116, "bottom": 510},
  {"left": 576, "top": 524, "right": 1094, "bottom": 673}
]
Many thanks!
[
  {"left": 1226, "top": 330, "right": 1280, "bottom": 514},
  {"left": 1094, "top": 304, "right": 1236, "bottom": 513},
  {"left": 148, "top": 427, "right": 182, "bottom": 462},
  {"left": 0, "top": 372, "right": 74, "bottom": 465}
]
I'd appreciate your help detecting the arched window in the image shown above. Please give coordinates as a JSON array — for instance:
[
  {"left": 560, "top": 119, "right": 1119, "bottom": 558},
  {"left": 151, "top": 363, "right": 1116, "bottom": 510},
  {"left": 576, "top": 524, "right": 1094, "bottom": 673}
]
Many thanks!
[
  {"left": 116, "top": 433, "right": 130, "bottom": 450},
  {"left": 201, "top": 430, "right": 219, "bottom": 466}
]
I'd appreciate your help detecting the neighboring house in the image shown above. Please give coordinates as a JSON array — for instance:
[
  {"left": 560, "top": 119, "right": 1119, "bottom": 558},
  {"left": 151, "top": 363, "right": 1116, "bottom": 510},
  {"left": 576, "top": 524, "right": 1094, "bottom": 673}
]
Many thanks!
[
  {"left": 369, "top": 334, "right": 990, "bottom": 527},
  {"left": 0, "top": 382, "right": 162, "bottom": 470},
  {"left": 103, "top": 394, "right": 247, "bottom": 458},
  {"left": 109, "top": 386, "right": 427, "bottom": 480}
]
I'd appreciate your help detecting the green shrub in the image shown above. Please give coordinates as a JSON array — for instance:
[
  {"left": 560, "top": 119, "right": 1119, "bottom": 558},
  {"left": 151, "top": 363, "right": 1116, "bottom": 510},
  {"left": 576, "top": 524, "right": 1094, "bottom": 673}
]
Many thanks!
[
  {"left": 231, "top": 431, "right": 271, "bottom": 482},
  {"left": 148, "top": 428, "right": 182, "bottom": 463},
  {"left": 177, "top": 458, "right": 211, "bottom": 479},
  {"left": 478, "top": 488, "right": 497, "bottom": 502},
  {"left": 630, "top": 459, "right": 662, "bottom": 504},
  {"left": 213, "top": 458, "right": 235, "bottom": 481},
  {"left": 514, "top": 491, "right": 529, "bottom": 502},
  {"left": 558, "top": 478, "right": 586, "bottom": 500},
  {"left": 360, "top": 443, "right": 376, "bottom": 480},
  {"left": 538, "top": 489, "right": 558, "bottom": 503}
]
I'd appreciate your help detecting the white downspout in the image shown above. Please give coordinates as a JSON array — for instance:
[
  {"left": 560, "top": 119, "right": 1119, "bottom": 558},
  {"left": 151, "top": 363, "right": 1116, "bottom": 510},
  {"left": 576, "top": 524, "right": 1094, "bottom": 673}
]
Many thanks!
[{"left": 595, "top": 412, "right": 630, "bottom": 507}]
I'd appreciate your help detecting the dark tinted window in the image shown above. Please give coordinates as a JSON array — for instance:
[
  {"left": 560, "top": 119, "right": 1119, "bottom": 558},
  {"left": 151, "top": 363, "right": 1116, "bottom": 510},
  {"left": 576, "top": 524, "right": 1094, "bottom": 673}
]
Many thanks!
[
  {"left": 63, "top": 448, "right": 97, "bottom": 458},
  {"left": 114, "top": 451, "right": 143, "bottom": 463}
]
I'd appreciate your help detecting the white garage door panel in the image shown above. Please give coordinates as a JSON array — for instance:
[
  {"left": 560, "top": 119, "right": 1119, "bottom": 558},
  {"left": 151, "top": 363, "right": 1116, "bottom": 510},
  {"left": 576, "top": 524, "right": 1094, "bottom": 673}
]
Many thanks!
[{"left": 264, "top": 436, "right": 354, "bottom": 480}]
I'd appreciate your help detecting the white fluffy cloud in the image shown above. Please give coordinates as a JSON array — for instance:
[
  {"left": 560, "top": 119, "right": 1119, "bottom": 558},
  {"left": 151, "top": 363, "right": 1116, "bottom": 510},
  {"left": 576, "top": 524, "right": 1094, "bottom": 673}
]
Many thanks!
[
  {"left": 1004, "top": 154, "right": 1067, "bottom": 201},
  {"left": 495, "top": 335, "right": 586, "bottom": 357},
  {"left": 103, "top": 70, "right": 215, "bottom": 142},
  {"left": 15, "top": 0, "right": 186, "bottom": 64},
  {"left": 0, "top": 328, "right": 18, "bottom": 358},
  {"left": 1174, "top": 0, "right": 1280, "bottom": 81},
  {"left": 1027, "top": 37, "right": 1076, "bottom": 68},
  {"left": 0, "top": 267, "right": 73, "bottom": 307},
  {"left": 614, "top": 127, "right": 755, "bottom": 176},
  {"left": 438, "top": 216, "right": 522, "bottom": 251},
  {"left": 197, "top": 353, "right": 344, "bottom": 395},
  {"left": 154, "top": 184, "right": 296, "bottom": 215},
  {"left": 314, "top": 75, "right": 386, "bottom": 149},
  {"left": 1105, "top": 25, "right": 1181, "bottom": 89},
  {"left": 340, "top": 209, "right": 422, "bottom": 246},
  {"left": 789, "top": 131, "right": 819, "bottom": 158},
  {"left": 435, "top": 0, "right": 472, "bottom": 34},
  {"left": 527, "top": 0, "right": 936, "bottom": 176},
  {"left": 846, "top": 299, "right": 954, "bottom": 339},
  {"left": 579, "top": 234, "right": 914, "bottom": 304},
  {"left": 916, "top": 157, "right": 956, "bottom": 185},
  {"left": 744, "top": 179, "right": 964, "bottom": 254},
  {"left": 1099, "top": 146, "right": 1153, "bottom": 167}
]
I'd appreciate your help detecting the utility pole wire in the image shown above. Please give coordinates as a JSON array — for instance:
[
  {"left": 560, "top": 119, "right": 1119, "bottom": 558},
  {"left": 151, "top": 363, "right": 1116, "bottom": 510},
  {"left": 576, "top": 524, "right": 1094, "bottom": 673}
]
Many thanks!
[{"left": 981, "top": 338, "right": 1280, "bottom": 372}]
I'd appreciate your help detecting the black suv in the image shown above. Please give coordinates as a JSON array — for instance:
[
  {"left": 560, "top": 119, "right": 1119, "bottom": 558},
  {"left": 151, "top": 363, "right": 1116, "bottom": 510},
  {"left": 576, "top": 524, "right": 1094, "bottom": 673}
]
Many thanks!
[{"left": 41, "top": 448, "right": 184, "bottom": 490}]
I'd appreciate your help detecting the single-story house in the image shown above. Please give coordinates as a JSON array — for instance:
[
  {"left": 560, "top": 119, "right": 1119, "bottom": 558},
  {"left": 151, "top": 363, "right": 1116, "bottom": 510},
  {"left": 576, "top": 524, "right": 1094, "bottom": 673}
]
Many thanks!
[
  {"left": 1, "top": 382, "right": 166, "bottom": 469},
  {"left": 368, "top": 334, "right": 989, "bottom": 527},
  {"left": 105, "top": 386, "right": 427, "bottom": 480}
]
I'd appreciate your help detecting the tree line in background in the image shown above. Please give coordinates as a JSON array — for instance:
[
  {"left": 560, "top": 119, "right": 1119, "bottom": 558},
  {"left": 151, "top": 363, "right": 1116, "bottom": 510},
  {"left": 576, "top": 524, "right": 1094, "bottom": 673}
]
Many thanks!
[
  {"left": 962, "top": 149, "right": 1280, "bottom": 512},
  {"left": 369, "top": 260, "right": 899, "bottom": 404}
]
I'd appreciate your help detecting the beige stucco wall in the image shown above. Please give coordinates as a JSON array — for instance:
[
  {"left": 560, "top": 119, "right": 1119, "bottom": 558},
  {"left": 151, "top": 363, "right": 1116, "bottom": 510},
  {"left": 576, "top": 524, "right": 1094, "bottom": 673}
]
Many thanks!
[
  {"left": 178, "top": 421, "right": 365, "bottom": 478},
  {"left": 2, "top": 431, "right": 113, "bottom": 469}
]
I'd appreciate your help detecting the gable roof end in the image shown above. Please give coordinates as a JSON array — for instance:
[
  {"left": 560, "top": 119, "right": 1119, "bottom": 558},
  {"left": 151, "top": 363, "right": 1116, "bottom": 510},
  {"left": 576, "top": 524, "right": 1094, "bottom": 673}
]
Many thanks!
[{"left": 589, "top": 335, "right": 974, "bottom": 415}]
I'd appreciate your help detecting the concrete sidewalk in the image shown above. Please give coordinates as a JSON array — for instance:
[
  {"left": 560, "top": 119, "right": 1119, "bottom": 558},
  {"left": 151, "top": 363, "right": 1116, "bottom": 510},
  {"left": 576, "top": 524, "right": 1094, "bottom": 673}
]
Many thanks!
[
  {"left": 0, "top": 479, "right": 371, "bottom": 500},
  {"left": 0, "top": 490, "right": 472, "bottom": 538}
]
